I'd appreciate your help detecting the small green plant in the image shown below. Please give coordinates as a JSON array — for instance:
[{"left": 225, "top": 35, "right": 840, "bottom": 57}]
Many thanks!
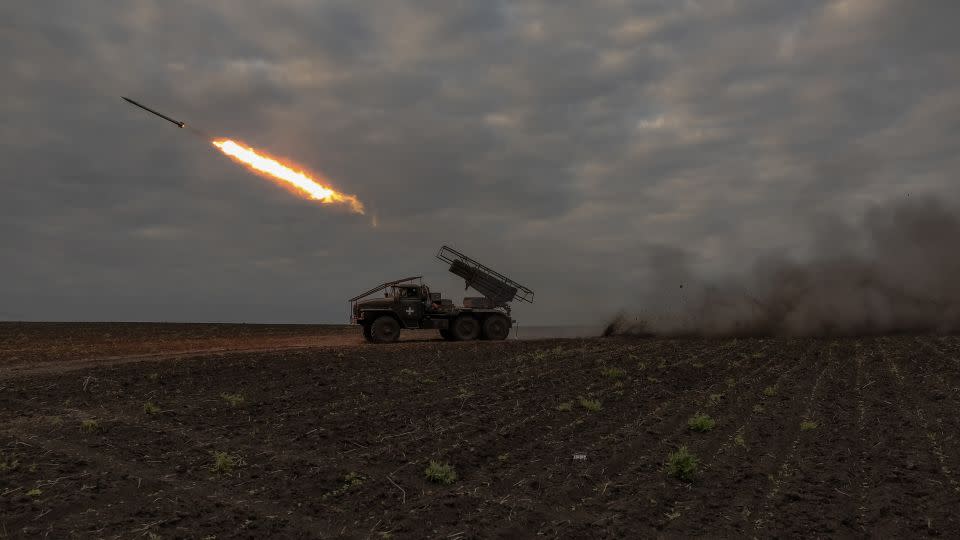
[
  {"left": 345, "top": 471, "right": 364, "bottom": 485},
  {"left": 666, "top": 446, "right": 698, "bottom": 482},
  {"left": 424, "top": 461, "right": 458, "bottom": 485},
  {"left": 763, "top": 386, "right": 778, "bottom": 397},
  {"left": 752, "top": 404, "right": 765, "bottom": 413},
  {"left": 529, "top": 346, "right": 563, "bottom": 361},
  {"left": 734, "top": 433, "right": 747, "bottom": 448},
  {"left": 800, "top": 420, "right": 818, "bottom": 431},
  {"left": 148, "top": 372, "right": 159, "bottom": 381},
  {"left": 420, "top": 378, "right": 436, "bottom": 384},
  {"left": 0, "top": 453, "right": 19, "bottom": 473},
  {"left": 399, "top": 368, "right": 418, "bottom": 376},
  {"left": 707, "top": 393, "right": 723, "bottom": 406},
  {"left": 497, "top": 453, "right": 510, "bottom": 462},
  {"left": 79, "top": 419, "right": 99, "bottom": 434},
  {"left": 0, "top": 455, "right": 20, "bottom": 473},
  {"left": 26, "top": 487, "right": 42, "bottom": 497},
  {"left": 322, "top": 472, "right": 366, "bottom": 499},
  {"left": 637, "top": 361, "right": 647, "bottom": 371},
  {"left": 220, "top": 393, "right": 245, "bottom": 407},
  {"left": 725, "top": 378, "right": 736, "bottom": 388},
  {"left": 556, "top": 401, "right": 573, "bottom": 412},
  {"left": 210, "top": 451, "right": 242, "bottom": 474},
  {"left": 143, "top": 401, "right": 161, "bottom": 415},
  {"left": 687, "top": 412, "right": 716, "bottom": 432},
  {"left": 601, "top": 367, "right": 625, "bottom": 379},
  {"left": 578, "top": 397, "right": 602, "bottom": 412}
]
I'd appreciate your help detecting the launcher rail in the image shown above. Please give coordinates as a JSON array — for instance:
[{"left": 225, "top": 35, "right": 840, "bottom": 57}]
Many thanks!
[{"left": 436, "top": 245, "right": 534, "bottom": 305}]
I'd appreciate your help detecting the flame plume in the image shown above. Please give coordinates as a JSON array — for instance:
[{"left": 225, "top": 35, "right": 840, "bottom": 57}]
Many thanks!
[{"left": 212, "top": 139, "right": 364, "bottom": 214}]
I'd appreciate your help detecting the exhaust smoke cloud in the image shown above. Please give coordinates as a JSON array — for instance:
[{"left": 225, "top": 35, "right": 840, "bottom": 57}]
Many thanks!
[{"left": 608, "top": 195, "right": 960, "bottom": 337}]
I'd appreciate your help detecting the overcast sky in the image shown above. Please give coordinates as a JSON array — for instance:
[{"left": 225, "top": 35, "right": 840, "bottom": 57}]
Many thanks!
[{"left": 2, "top": 1, "right": 958, "bottom": 325}]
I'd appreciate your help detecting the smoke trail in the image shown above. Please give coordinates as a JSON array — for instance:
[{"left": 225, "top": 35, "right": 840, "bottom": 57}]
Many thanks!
[{"left": 608, "top": 195, "right": 960, "bottom": 337}]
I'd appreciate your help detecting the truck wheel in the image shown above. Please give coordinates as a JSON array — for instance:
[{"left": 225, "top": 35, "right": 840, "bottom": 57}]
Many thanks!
[
  {"left": 439, "top": 328, "right": 455, "bottom": 341},
  {"left": 370, "top": 316, "right": 400, "bottom": 343},
  {"left": 482, "top": 315, "right": 510, "bottom": 341},
  {"left": 362, "top": 323, "right": 374, "bottom": 342},
  {"left": 452, "top": 315, "right": 480, "bottom": 341}
]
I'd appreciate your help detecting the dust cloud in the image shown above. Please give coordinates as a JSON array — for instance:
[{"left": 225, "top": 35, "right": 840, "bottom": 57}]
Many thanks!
[{"left": 606, "top": 196, "right": 960, "bottom": 337}]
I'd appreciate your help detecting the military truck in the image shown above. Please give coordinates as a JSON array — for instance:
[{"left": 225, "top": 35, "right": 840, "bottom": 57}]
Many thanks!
[{"left": 349, "top": 245, "right": 534, "bottom": 343}]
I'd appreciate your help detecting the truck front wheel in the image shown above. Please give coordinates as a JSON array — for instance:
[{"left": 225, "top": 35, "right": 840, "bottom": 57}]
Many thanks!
[
  {"left": 482, "top": 315, "right": 510, "bottom": 341},
  {"left": 452, "top": 315, "right": 480, "bottom": 341},
  {"left": 362, "top": 323, "right": 374, "bottom": 342},
  {"left": 370, "top": 316, "right": 401, "bottom": 343}
]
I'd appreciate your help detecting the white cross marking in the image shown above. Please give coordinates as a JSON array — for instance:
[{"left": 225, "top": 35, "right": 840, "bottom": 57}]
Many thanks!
[{"left": 405, "top": 307, "right": 415, "bottom": 316}]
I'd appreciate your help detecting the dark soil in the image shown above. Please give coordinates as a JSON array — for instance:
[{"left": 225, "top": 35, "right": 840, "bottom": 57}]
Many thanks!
[
  {"left": 1, "top": 324, "right": 958, "bottom": 538},
  {"left": 0, "top": 322, "right": 352, "bottom": 368}
]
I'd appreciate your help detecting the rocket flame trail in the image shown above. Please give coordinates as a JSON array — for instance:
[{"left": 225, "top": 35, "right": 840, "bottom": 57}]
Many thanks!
[{"left": 212, "top": 139, "right": 364, "bottom": 214}]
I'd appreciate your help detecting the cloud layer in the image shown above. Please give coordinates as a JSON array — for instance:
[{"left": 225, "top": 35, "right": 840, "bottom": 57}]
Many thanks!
[{"left": 1, "top": 1, "right": 958, "bottom": 324}]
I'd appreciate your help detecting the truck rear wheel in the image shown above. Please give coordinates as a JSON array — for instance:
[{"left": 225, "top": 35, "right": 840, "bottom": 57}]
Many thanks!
[
  {"left": 482, "top": 315, "right": 510, "bottom": 341},
  {"left": 370, "top": 316, "right": 401, "bottom": 343},
  {"left": 452, "top": 315, "right": 480, "bottom": 341}
]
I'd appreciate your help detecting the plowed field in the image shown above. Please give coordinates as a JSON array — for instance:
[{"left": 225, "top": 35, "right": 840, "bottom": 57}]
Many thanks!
[{"left": 1, "top": 323, "right": 958, "bottom": 538}]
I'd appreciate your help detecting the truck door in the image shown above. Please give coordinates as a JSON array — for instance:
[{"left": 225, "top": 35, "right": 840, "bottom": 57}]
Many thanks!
[{"left": 399, "top": 288, "right": 423, "bottom": 328}]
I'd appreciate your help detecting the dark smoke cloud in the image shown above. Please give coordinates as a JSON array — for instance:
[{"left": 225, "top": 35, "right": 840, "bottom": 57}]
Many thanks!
[{"left": 608, "top": 196, "right": 960, "bottom": 337}]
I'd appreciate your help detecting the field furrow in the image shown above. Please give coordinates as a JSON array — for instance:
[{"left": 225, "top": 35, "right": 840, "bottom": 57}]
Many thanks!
[{"left": 4, "top": 324, "right": 960, "bottom": 537}]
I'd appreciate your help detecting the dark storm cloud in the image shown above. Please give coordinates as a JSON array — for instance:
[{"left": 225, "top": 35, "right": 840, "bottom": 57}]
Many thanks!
[{"left": 1, "top": 1, "right": 958, "bottom": 324}]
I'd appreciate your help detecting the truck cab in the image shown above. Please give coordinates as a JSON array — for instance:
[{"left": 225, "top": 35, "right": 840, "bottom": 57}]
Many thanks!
[{"left": 393, "top": 284, "right": 426, "bottom": 328}]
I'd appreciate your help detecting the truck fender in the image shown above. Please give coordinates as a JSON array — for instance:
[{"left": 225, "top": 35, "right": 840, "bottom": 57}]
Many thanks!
[{"left": 359, "top": 310, "right": 400, "bottom": 324}]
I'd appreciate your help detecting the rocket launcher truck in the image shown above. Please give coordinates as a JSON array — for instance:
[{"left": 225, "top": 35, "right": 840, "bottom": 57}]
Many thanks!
[{"left": 349, "top": 246, "right": 534, "bottom": 343}]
